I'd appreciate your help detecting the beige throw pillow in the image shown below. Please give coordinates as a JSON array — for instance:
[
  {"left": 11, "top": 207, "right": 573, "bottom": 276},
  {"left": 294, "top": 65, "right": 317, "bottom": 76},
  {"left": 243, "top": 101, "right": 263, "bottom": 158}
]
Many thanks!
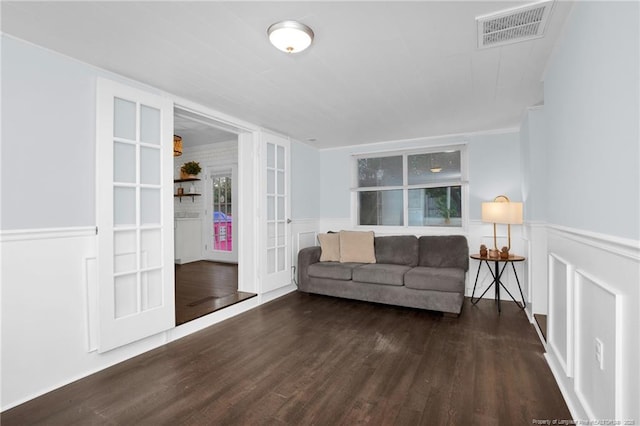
[
  {"left": 318, "top": 233, "right": 340, "bottom": 262},
  {"left": 339, "top": 230, "right": 376, "bottom": 263}
]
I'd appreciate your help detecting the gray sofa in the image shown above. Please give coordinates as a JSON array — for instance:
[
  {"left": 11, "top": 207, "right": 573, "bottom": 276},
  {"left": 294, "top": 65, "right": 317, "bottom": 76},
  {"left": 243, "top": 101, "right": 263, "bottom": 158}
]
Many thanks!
[{"left": 297, "top": 235, "right": 469, "bottom": 315}]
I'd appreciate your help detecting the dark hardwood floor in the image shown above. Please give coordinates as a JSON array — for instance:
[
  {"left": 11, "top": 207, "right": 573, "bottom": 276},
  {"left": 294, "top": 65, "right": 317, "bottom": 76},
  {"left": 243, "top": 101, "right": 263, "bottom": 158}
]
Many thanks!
[
  {"left": 2, "top": 293, "right": 571, "bottom": 425},
  {"left": 175, "top": 261, "right": 256, "bottom": 325},
  {"left": 534, "top": 313, "right": 548, "bottom": 341}
]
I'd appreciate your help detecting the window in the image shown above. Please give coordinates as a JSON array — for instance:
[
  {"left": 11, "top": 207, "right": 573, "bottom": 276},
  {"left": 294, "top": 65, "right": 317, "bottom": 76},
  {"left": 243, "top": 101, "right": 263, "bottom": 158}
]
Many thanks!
[{"left": 354, "top": 146, "right": 466, "bottom": 227}]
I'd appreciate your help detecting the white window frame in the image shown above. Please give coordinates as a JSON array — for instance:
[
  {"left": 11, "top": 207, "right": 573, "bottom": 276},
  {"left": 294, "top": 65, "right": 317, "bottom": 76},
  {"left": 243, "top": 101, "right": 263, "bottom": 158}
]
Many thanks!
[{"left": 351, "top": 143, "right": 468, "bottom": 234}]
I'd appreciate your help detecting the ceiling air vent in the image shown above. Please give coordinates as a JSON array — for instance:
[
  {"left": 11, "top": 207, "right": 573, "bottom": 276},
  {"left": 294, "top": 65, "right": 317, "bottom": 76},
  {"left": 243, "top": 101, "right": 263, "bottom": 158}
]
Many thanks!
[{"left": 477, "top": 0, "right": 554, "bottom": 49}]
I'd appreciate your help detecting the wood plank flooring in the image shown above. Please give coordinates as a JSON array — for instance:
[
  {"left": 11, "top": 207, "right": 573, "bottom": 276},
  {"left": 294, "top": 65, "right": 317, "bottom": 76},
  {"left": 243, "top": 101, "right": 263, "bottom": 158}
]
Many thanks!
[
  {"left": 2, "top": 293, "right": 571, "bottom": 425},
  {"left": 175, "top": 261, "right": 256, "bottom": 325},
  {"left": 534, "top": 313, "right": 548, "bottom": 341}
]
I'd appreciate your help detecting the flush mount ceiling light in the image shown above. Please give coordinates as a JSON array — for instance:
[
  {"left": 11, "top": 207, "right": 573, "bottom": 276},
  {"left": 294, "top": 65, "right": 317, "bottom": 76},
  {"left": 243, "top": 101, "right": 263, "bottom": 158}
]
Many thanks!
[{"left": 267, "top": 20, "right": 314, "bottom": 53}]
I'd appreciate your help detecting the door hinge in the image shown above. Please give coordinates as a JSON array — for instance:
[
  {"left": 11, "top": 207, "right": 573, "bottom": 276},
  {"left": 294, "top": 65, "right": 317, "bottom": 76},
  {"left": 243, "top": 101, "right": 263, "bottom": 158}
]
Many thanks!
[{"left": 95, "top": 226, "right": 98, "bottom": 235}]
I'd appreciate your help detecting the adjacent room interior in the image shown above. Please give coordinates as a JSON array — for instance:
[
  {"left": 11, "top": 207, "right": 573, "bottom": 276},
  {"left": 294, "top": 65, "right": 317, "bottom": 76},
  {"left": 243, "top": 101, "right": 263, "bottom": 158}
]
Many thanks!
[{"left": 173, "top": 108, "right": 256, "bottom": 324}]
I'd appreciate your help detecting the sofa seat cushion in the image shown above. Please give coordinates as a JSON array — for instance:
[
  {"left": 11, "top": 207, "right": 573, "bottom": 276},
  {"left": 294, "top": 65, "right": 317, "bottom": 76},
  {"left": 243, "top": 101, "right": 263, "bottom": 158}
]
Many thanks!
[
  {"left": 352, "top": 264, "right": 411, "bottom": 286},
  {"left": 308, "top": 262, "right": 362, "bottom": 281},
  {"left": 404, "top": 267, "right": 465, "bottom": 292}
]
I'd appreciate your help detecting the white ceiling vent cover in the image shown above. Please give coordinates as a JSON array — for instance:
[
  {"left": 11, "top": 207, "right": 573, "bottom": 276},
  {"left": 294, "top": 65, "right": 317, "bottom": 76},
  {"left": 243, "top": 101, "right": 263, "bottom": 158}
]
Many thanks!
[{"left": 477, "top": 0, "right": 554, "bottom": 49}]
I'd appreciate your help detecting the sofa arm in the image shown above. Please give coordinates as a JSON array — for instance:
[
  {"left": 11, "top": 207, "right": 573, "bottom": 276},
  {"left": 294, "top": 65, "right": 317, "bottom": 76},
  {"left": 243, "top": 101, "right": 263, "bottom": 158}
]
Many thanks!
[{"left": 297, "top": 246, "right": 321, "bottom": 292}]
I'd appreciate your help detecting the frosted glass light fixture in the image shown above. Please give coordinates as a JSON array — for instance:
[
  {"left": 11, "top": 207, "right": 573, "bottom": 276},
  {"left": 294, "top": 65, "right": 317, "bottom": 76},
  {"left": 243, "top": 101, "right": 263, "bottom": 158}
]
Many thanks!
[{"left": 267, "top": 20, "right": 314, "bottom": 53}]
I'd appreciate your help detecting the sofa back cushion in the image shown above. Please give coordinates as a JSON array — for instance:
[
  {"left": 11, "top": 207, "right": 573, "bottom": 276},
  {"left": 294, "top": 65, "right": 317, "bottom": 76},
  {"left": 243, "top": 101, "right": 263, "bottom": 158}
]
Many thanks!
[
  {"left": 374, "top": 235, "right": 419, "bottom": 266},
  {"left": 418, "top": 235, "right": 469, "bottom": 271},
  {"left": 339, "top": 230, "right": 376, "bottom": 263},
  {"left": 318, "top": 233, "right": 341, "bottom": 262}
]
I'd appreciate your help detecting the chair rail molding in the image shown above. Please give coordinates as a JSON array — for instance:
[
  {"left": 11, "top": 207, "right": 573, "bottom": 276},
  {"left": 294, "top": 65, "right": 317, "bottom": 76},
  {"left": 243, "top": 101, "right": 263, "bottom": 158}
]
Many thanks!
[
  {"left": 547, "top": 224, "right": 640, "bottom": 261},
  {"left": 0, "top": 226, "right": 96, "bottom": 242}
]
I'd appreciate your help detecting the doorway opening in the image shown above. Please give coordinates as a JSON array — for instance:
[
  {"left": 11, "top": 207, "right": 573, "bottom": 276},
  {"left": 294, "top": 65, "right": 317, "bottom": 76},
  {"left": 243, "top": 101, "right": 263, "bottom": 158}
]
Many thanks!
[{"left": 173, "top": 107, "right": 256, "bottom": 325}]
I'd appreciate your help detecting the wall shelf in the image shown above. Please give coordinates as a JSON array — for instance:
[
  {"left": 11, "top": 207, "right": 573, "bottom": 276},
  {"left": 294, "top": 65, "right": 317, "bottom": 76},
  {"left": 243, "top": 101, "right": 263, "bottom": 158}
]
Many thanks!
[
  {"left": 174, "top": 178, "right": 201, "bottom": 202},
  {"left": 174, "top": 178, "right": 201, "bottom": 183}
]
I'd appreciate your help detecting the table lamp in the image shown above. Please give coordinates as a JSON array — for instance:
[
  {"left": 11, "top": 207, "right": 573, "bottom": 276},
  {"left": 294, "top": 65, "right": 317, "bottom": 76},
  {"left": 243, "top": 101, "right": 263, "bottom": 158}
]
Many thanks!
[{"left": 481, "top": 195, "right": 523, "bottom": 256}]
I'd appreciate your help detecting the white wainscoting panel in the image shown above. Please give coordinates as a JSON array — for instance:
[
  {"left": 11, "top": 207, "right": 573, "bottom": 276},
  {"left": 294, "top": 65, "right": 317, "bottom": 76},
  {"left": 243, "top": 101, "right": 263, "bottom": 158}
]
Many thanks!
[
  {"left": 83, "top": 257, "right": 98, "bottom": 352},
  {"left": 574, "top": 269, "right": 621, "bottom": 420},
  {"left": 290, "top": 218, "right": 320, "bottom": 285},
  {"left": 544, "top": 225, "right": 639, "bottom": 421},
  {"left": 524, "top": 222, "right": 548, "bottom": 318},
  {"left": 548, "top": 252, "right": 574, "bottom": 378},
  {"left": 0, "top": 226, "right": 270, "bottom": 410}
]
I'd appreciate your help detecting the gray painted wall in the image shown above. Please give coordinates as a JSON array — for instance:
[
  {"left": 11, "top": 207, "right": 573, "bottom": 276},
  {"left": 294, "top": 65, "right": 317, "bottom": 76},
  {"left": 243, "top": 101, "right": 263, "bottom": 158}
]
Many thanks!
[
  {"left": 542, "top": 1, "right": 639, "bottom": 240},
  {"left": 318, "top": 131, "right": 522, "bottom": 221},
  {"left": 2, "top": 36, "right": 96, "bottom": 229},
  {"left": 290, "top": 140, "right": 321, "bottom": 219}
]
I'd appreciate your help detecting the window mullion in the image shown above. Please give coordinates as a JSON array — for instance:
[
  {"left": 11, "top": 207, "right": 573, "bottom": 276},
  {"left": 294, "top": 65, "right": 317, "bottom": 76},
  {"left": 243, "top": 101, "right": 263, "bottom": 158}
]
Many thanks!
[{"left": 403, "top": 153, "right": 408, "bottom": 227}]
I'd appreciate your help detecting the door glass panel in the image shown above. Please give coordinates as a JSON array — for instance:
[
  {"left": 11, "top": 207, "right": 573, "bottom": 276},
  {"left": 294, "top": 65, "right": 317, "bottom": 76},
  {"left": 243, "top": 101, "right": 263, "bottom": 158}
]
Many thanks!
[
  {"left": 140, "top": 228, "right": 162, "bottom": 268},
  {"left": 114, "top": 274, "right": 138, "bottom": 318},
  {"left": 277, "top": 145, "right": 284, "bottom": 169},
  {"left": 277, "top": 247, "right": 285, "bottom": 271},
  {"left": 114, "top": 230, "right": 137, "bottom": 274},
  {"left": 114, "top": 187, "right": 136, "bottom": 226},
  {"left": 267, "top": 223, "right": 276, "bottom": 248},
  {"left": 141, "top": 269, "right": 162, "bottom": 311},
  {"left": 140, "top": 105, "right": 160, "bottom": 145},
  {"left": 277, "top": 171, "right": 284, "bottom": 194},
  {"left": 267, "top": 143, "right": 275, "bottom": 168},
  {"left": 277, "top": 196, "right": 284, "bottom": 220},
  {"left": 140, "top": 188, "right": 161, "bottom": 225},
  {"left": 212, "top": 174, "right": 233, "bottom": 252},
  {"left": 267, "top": 169, "right": 275, "bottom": 193},
  {"left": 267, "top": 248, "right": 276, "bottom": 273},
  {"left": 267, "top": 197, "right": 275, "bottom": 220},
  {"left": 114, "top": 142, "right": 136, "bottom": 183},
  {"left": 114, "top": 98, "right": 136, "bottom": 140},
  {"left": 140, "top": 146, "right": 160, "bottom": 185},
  {"left": 277, "top": 222, "right": 285, "bottom": 245}
]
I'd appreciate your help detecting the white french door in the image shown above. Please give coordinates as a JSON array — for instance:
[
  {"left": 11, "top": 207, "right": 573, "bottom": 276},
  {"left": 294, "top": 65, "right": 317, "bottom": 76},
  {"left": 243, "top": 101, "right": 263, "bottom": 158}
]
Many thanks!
[
  {"left": 96, "top": 78, "right": 174, "bottom": 353},
  {"left": 262, "top": 133, "right": 291, "bottom": 293},
  {"left": 203, "top": 166, "right": 238, "bottom": 263}
]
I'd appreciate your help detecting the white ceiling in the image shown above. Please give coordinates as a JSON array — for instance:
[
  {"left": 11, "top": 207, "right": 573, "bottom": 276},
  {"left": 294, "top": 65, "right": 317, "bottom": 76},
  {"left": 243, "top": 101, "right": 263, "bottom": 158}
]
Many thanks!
[
  {"left": 1, "top": 1, "right": 574, "bottom": 149},
  {"left": 174, "top": 109, "right": 237, "bottom": 147}
]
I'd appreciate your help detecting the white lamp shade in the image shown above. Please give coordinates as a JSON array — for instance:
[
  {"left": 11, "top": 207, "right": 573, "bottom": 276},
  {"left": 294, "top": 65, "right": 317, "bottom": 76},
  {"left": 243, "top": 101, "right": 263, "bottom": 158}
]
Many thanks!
[
  {"left": 268, "top": 21, "right": 314, "bottom": 53},
  {"left": 482, "top": 201, "right": 523, "bottom": 224}
]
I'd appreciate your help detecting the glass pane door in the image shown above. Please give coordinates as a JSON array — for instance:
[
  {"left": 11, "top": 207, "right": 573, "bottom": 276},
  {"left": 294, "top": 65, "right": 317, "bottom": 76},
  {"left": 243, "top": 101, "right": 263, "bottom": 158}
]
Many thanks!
[
  {"left": 97, "top": 78, "right": 174, "bottom": 353},
  {"left": 212, "top": 173, "right": 233, "bottom": 252},
  {"left": 262, "top": 133, "right": 290, "bottom": 292}
]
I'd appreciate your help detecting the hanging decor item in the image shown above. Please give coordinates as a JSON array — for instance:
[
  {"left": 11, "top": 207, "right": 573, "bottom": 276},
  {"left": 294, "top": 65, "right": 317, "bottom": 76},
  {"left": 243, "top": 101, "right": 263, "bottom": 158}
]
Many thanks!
[{"left": 173, "top": 135, "right": 183, "bottom": 157}]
